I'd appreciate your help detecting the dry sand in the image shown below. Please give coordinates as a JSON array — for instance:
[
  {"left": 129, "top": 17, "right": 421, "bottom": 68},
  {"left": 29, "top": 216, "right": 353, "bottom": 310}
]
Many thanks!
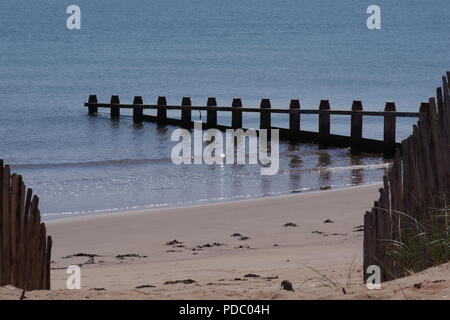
[{"left": 1, "top": 184, "right": 449, "bottom": 300}]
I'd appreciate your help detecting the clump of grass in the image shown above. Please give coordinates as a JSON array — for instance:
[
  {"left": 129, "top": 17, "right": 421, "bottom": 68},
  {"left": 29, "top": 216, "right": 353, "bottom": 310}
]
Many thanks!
[{"left": 384, "top": 203, "right": 450, "bottom": 277}]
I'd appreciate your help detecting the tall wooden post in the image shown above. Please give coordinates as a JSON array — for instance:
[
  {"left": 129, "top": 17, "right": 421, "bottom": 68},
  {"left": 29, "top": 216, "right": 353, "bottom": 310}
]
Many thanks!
[
  {"left": 383, "top": 102, "right": 396, "bottom": 157},
  {"left": 111, "top": 95, "right": 120, "bottom": 120},
  {"left": 350, "top": 100, "right": 363, "bottom": 155},
  {"left": 436, "top": 87, "right": 445, "bottom": 136},
  {"left": 157, "top": 96, "right": 167, "bottom": 125},
  {"left": 319, "top": 100, "right": 330, "bottom": 147},
  {"left": 181, "top": 97, "right": 192, "bottom": 128},
  {"left": 441, "top": 76, "right": 450, "bottom": 143},
  {"left": 260, "top": 99, "right": 271, "bottom": 130},
  {"left": 133, "top": 96, "right": 143, "bottom": 123},
  {"left": 419, "top": 102, "right": 429, "bottom": 123},
  {"left": 289, "top": 99, "right": 300, "bottom": 135},
  {"left": 88, "top": 95, "right": 98, "bottom": 116},
  {"left": 0, "top": 161, "right": 2, "bottom": 286},
  {"left": 1, "top": 165, "right": 11, "bottom": 285},
  {"left": 206, "top": 97, "right": 217, "bottom": 128},
  {"left": 232, "top": 98, "right": 243, "bottom": 129}
]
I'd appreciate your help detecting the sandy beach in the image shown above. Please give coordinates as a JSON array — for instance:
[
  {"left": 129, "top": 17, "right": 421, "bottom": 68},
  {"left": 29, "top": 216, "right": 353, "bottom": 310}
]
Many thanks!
[{"left": 1, "top": 184, "right": 448, "bottom": 300}]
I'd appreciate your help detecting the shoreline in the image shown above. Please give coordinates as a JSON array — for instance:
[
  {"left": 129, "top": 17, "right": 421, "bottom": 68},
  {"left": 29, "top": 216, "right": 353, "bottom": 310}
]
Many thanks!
[{"left": 42, "top": 182, "right": 383, "bottom": 222}]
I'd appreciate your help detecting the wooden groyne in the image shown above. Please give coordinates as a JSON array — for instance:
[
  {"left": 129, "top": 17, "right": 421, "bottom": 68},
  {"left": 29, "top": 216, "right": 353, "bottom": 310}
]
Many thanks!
[
  {"left": 364, "top": 72, "right": 450, "bottom": 282},
  {"left": 85, "top": 96, "right": 419, "bottom": 157},
  {"left": 0, "top": 160, "right": 52, "bottom": 291}
]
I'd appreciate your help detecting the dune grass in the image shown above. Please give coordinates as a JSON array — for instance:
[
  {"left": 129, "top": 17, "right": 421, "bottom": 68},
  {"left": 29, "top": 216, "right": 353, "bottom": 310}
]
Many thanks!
[{"left": 385, "top": 202, "right": 450, "bottom": 277}]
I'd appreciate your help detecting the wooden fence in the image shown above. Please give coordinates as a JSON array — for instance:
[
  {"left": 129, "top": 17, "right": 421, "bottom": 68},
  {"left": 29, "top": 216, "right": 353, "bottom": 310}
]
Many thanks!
[
  {"left": 84, "top": 96, "right": 419, "bottom": 157},
  {"left": 0, "top": 160, "right": 52, "bottom": 290},
  {"left": 363, "top": 72, "right": 450, "bottom": 281}
]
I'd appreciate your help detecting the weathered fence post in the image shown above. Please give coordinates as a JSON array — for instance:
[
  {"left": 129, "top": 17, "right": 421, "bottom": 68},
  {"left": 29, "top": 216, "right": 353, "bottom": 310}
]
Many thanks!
[
  {"left": 181, "top": 97, "right": 192, "bottom": 128},
  {"left": 88, "top": 95, "right": 98, "bottom": 116},
  {"left": 436, "top": 87, "right": 445, "bottom": 136},
  {"left": 351, "top": 100, "right": 363, "bottom": 155},
  {"left": 383, "top": 102, "right": 396, "bottom": 157},
  {"left": 0, "top": 160, "right": 2, "bottom": 286},
  {"left": 2, "top": 164, "right": 11, "bottom": 285},
  {"left": 110, "top": 95, "right": 120, "bottom": 120},
  {"left": 133, "top": 96, "right": 143, "bottom": 124},
  {"left": 10, "top": 174, "right": 19, "bottom": 286},
  {"left": 319, "top": 100, "right": 331, "bottom": 147},
  {"left": 441, "top": 76, "right": 450, "bottom": 143},
  {"left": 289, "top": 99, "right": 300, "bottom": 136},
  {"left": 232, "top": 98, "right": 243, "bottom": 129},
  {"left": 206, "top": 97, "right": 217, "bottom": 128},
  {"left": 156, "top": 96, "right": 167, "bottom": 125},
  {"left": 260, "top": 99, "right": 271, "bottom": 130}
]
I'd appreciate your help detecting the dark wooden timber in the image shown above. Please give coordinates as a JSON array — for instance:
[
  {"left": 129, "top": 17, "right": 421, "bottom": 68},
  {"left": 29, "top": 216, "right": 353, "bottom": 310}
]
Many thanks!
[
  {"left": 206, "top": 97, "right": 217, "bottom": 128},
  {"left": 133, "top": 96, "right": 143, "bottom": 123},
  {"left": 318, "top": 100, "right": 331, "bottom": 148},
  {"left": 110, "top": 95, "right": 120, "bottom": 120},
  {"left": 88, "top": 95, "right": 98, "bottom": 115},
  {"left": 260, "top": 99, "right": 271, "bottom": 130},
  {"left": 289, "top": 99, "right": 300, "bottom": 136},
  {"left": 383, "top": 102, "right": 397, "bottom": 157},
  {"left": 156, "top": 96, "right": 167, "bottom": 125},
  {"left": 350, "top": 101, "right": 363, "bottom": 154},
  {"left": 181, "top": 97, "right": 192, "bottom": 129},
  {"left": 84, "top": 102, "right": 419, "bottom": 117},
  {"left": 231, "top": 98, "right": 243, "bottom": 129}
]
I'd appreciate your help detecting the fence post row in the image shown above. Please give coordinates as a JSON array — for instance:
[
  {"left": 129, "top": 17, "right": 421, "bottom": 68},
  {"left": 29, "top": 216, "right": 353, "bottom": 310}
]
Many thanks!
[
  {"left": 363, "top": 72, "right": 450, "bottom": 282},
  {"left": 84, "top": 95, "right": 424, "bottom": 157},
  {"left": 0, "top": 161, "right": 52, "bottom": 290}
]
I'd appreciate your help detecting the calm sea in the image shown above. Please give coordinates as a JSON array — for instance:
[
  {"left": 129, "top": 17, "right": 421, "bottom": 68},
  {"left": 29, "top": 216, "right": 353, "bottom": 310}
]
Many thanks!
[{"left": 0, "top": 0, "right": 449, "bottom": 219}]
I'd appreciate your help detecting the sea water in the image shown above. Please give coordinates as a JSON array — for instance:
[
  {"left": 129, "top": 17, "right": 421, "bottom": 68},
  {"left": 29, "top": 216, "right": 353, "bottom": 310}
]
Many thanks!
[{"left": 0, "top": 0, "right": 449, "bottom": 219}]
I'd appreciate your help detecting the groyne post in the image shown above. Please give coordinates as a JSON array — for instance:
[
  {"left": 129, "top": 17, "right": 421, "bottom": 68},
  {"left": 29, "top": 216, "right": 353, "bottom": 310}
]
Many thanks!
[
  {"left": 181, "top": 97, "right": 192, "bottom": 128},
  {"left": 350, "top": 100, "right": 363, "bottom": 155},
  {"left": 133, "top": 96, "right": 143, "bottom": 123},
  {"left": 232, "top": 98, "right": 243, "bottom": 129},
  {"left": 110, "top": 95, "right": 120, "bottom": 120},
  {"left": 319, "top": 100, "right": 331, "bottom": 147},
  {"left": 383, "top": 102, "right": 397, "bottom": 157},
  {"left": 156, "top": 96, "right": 167, "bottom": 125},
  {"left": 206, "top": 97, "right": 217, "bottom": 129}
]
